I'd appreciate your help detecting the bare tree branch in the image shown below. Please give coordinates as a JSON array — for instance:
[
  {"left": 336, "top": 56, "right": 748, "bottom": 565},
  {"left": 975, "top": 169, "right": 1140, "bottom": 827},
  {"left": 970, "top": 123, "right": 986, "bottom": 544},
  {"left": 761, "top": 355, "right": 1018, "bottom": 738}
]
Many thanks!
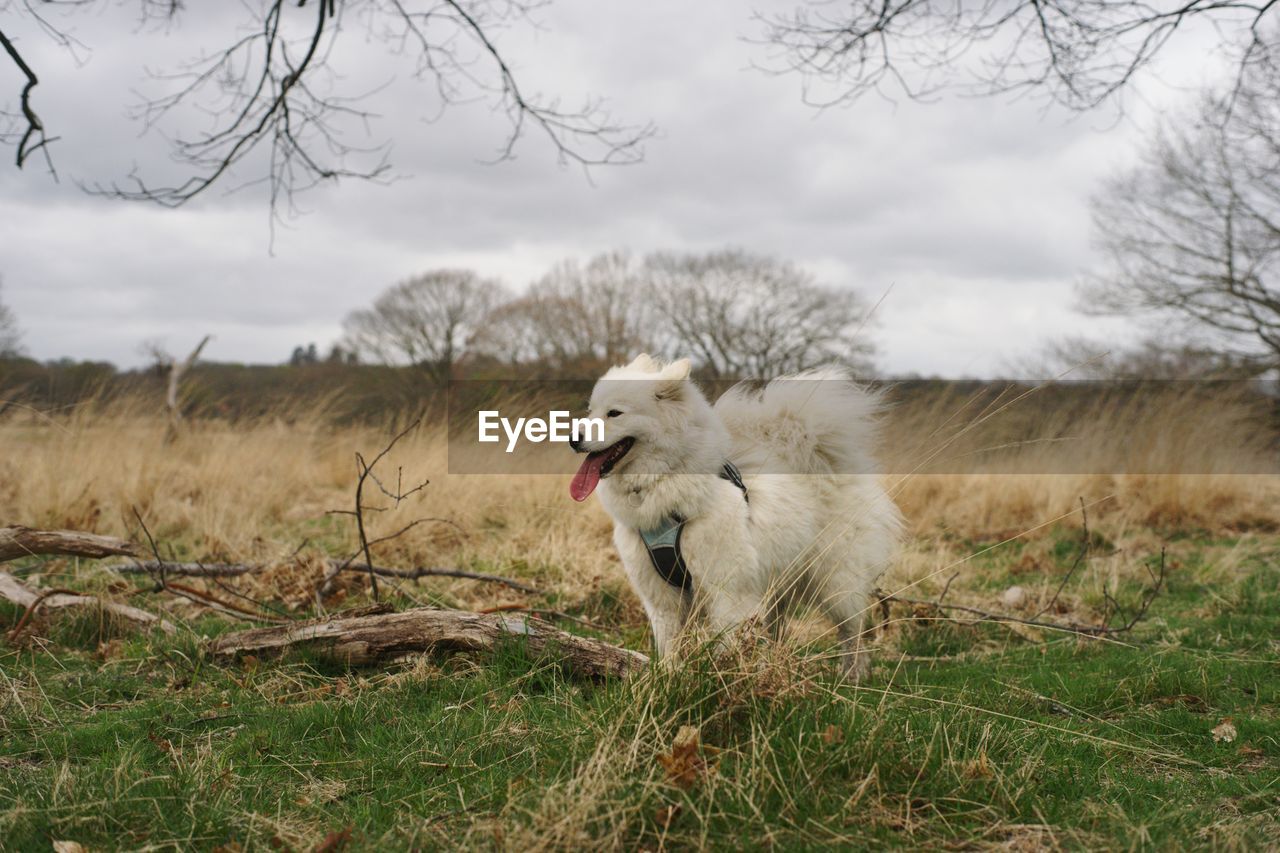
[
  {"left": 759, "top": 0, "right": 1280, "bottom": 112},
  {"left": 1083, "top": 43, "right": 1280, "bottom": 372},
  {"left": 0, "top": 24, "right": 58, "bottom": 176},
  {"left": 4, "top": 1, "right": 652, "bottom": 224}
]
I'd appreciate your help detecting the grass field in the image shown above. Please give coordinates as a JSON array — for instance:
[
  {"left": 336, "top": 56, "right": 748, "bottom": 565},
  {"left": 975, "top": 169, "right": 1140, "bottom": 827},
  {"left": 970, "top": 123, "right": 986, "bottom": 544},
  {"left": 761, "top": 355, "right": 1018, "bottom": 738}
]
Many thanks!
[{"left": 1, "top": 392, "right": 1278, "bottom": 850}]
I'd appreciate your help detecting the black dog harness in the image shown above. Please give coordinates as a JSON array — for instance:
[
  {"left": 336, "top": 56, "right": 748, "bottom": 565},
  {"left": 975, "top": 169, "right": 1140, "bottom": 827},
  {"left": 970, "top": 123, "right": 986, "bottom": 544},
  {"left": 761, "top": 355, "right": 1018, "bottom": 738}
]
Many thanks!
[{"left": 638, "top": 462, "right": 748, "bottom": 593}]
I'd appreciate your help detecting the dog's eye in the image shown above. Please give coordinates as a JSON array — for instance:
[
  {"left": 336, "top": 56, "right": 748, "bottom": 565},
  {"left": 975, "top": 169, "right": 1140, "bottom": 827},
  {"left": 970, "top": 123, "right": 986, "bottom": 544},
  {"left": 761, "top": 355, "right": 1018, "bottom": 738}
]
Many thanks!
[{"left": 606, "top": 409, "right": 623, "bottom": 418}]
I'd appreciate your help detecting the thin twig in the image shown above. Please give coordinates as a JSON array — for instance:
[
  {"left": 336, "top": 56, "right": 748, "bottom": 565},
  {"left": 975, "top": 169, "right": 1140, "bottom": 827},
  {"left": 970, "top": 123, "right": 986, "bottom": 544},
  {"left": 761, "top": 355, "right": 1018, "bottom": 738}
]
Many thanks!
[
  {"left": 208, "top": 575, "right": 295, "bottom": 621},
  {"left": 112, "top": 559, "right": 541, "bottom": 595},
  {"left": 335, "top": 562, "right": 542, "bottom": 595},
  {"left": 351, "top": 418, "right": 425, "bottom": 600},
  {"left": 131, "top": 507, "right": 167, "bottom": 590},
  {"left": 129, "top": 509, "right": 284, "bottom": 624},
  {"left": 1031, "top": 496, "right": 1091, "bottom": 621},
  {"left": 475, "top": 603, "right": 611, "bottom": 632},
  {"left": 162, "top": 580, "right": 289, "bottom": 624},
  {"left": 936, "top": 571, "right": 961, "bottom": 606}
]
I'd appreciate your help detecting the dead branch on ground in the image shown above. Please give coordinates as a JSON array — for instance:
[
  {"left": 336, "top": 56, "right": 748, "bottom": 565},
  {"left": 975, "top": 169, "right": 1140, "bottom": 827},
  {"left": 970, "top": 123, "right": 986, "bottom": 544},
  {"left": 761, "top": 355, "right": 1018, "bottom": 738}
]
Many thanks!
[
  {"left": 322, "top": 561, "right": 540, "bottom": 595},
  {"left": 0, "top": 526, "right": 139, "bottom": 562},
  {"left": 212, "top": 606, "right": 648, "bottom": 679},
  {"left": 0, "top": 571, "right": 176, "bottom": 638},
  {"left": 477, "top": 603, "right": 615, "bottom": 633},
  {"left": 114, "top": 559, "right": 542, "bottom": 595},
  {"left": 0, "top": 521, "right": 535, "bottom": 606},
  {"left": 130, "top": 509, "right": 285, "bottom": 625}
]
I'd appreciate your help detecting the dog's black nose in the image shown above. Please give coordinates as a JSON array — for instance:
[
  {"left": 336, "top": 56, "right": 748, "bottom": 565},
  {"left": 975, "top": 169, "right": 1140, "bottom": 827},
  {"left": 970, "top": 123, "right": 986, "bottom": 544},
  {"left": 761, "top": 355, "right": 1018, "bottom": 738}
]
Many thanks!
[{"left": 569, "top": 436, "right": 583, "bottom": 452}]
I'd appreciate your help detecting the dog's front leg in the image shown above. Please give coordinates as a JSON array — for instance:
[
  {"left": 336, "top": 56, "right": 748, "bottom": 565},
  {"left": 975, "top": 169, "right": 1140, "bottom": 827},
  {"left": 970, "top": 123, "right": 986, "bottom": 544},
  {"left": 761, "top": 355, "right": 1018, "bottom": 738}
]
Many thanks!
[
  {"left": 699, "top": 584, "right": 768, "bottom": 643},
  {"left": 641, "top": 592, "right": 687, "bottom": 658},
  {"left": 683, "top": 514, "right": 766, "bottom": 650},
  {"left": 616, "top": 525, "right": 690, "bottom": 660}
]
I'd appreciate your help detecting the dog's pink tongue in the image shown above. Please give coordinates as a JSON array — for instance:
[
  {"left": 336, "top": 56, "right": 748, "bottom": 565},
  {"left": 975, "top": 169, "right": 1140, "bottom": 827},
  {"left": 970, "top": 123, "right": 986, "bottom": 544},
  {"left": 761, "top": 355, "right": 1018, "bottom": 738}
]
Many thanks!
[{"left": 570, "top": 453, "right": 606, "bottom": 502}]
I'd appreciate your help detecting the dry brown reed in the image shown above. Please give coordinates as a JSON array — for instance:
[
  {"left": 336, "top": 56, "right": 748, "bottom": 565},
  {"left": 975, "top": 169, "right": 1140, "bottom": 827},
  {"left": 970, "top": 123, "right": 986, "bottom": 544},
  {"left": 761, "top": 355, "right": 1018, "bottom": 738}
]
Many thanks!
[{"left": 0, "top": 383, "right": 1274, "bottom": 614}]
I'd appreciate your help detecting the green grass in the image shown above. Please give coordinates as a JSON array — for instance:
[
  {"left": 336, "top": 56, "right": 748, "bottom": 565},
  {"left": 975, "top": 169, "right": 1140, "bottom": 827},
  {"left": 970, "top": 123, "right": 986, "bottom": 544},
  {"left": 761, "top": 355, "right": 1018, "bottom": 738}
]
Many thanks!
[{"left": 1, "top": 539, "right": 1278, "bottom": 850}]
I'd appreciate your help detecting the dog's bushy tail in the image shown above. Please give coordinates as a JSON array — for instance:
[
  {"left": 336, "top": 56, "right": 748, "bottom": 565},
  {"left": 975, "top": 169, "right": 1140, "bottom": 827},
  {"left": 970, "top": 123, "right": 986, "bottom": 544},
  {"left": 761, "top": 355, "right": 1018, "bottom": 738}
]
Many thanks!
[{"left": 714, "top": 366, "right": 885, "bottom": 476}]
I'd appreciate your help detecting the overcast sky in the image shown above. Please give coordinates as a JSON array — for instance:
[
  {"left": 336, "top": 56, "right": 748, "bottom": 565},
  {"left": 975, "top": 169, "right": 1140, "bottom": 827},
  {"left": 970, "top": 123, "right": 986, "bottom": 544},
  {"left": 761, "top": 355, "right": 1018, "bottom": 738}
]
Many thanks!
[{"left": 0, "top": 1, "right": 1237, "bottom": 376}]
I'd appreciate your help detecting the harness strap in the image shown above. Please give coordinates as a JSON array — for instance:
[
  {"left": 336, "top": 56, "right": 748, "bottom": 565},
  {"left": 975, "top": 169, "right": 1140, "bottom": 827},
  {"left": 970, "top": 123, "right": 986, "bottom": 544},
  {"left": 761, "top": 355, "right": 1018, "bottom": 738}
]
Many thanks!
[
  {"left": 640, "top": 514, "right": 691, "bottom": 592},
  {"left": 638, "top": 462, "right": 749, "bottom": 593},
  {"left": 720, "top": 460, "right": 748, "bottom": 502}
]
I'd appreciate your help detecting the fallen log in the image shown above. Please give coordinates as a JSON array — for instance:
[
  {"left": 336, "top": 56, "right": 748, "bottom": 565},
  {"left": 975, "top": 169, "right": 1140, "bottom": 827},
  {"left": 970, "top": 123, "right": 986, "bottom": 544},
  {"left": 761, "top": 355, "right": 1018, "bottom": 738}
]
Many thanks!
[
  {"left": 0, "top": 571, "right": 176, "bottom": 636},
  {"left": 0, "top": 526, "right": 139, "bottom": 563},
  {"left": 212, "top": 607, "right": 649, "bottom": 679}
]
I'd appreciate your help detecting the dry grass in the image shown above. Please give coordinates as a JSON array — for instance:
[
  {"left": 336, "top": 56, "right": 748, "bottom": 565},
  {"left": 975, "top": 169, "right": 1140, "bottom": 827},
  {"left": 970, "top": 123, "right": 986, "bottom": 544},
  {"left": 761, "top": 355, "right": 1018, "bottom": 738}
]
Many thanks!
[
  {"left": 2, "top": 386, "right": 1278, "bottom": 850},
  {"left": 2, "top": 387, "right": 1275, "bottom": 576},
  {"left": 5, "top": 384, "right": 1274, "bottom": 548},
  {"left": 1, "top": 384, "right": 1275, "bottom": 644}
]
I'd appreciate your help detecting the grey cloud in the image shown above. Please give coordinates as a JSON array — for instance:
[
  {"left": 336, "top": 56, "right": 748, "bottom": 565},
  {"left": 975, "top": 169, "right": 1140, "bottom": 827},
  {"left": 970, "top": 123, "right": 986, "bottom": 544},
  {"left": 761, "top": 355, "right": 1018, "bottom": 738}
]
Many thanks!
[{"left": 2, "top": 0, "right": 1207, "bottom": 373}]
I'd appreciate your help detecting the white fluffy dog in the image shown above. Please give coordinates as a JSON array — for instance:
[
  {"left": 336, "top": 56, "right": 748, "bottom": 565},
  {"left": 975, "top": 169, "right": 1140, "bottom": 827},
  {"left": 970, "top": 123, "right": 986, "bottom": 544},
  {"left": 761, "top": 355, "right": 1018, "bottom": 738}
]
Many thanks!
[{"left": 569, "top": 354, "right": 902, "bottom": 677}]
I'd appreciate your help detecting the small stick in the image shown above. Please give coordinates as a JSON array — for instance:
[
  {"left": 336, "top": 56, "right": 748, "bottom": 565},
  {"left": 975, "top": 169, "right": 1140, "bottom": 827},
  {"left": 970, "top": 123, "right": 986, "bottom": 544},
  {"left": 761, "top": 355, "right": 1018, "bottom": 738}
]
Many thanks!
[{"left": 162, "top": 580, "right": 289, "bottom": 625}]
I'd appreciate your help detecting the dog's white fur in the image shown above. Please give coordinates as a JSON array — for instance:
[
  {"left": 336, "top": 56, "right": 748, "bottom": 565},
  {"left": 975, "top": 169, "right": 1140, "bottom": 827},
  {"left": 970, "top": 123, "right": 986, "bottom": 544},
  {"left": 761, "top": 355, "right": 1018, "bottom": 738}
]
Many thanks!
[{"left": 574, "top": 354, "right": 902, "bottom": 677}]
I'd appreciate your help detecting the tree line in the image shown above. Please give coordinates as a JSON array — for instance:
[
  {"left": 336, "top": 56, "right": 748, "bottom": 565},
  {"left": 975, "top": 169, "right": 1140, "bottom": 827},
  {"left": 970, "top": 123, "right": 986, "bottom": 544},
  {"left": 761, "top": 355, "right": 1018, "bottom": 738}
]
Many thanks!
[{"left": 340, "top": 249, "right": 876, "bottom": 382}]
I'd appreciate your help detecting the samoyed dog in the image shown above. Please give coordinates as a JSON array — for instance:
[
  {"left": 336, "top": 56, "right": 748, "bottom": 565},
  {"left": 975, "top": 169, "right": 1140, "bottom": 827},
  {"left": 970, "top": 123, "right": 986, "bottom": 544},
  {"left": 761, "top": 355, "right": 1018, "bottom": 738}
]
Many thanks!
[{"left": 569, "top": 354, "right": 902, "bottom": 677}]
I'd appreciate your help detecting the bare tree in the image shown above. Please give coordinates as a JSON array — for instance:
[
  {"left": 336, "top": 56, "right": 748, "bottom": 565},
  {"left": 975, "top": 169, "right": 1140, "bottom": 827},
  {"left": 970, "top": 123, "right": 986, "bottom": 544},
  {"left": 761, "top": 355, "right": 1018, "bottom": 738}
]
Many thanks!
[
  {"left": 1082, "top": 47, "right": 1280, "bottom": 374},
  {"left": 759, "top": 0, "right": 1279, "bottom": 112},
  {"left": 1, "top": 1, "right": 652, "bottom": 220},
  {"left": 343, "top": 269, "right": 505, "bottom": 382},
  {"left": 642, "top": 250, "right": 875, "bottom": 380},
  {"left": 467, "top": 294, "right": 557, "bottom": 368},
  {"left": 470, "top": 251, "right": 656, "bottom": 371},
  {"left": 0, "top": 280, "right": 20, "bottom": 358}
]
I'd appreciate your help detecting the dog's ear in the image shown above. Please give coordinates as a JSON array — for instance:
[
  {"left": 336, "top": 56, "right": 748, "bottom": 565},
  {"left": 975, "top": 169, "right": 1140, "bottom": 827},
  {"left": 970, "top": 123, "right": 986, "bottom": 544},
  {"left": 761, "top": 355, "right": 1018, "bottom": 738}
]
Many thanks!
[
  {"left": 654, "top": 358, "right": 691, "bottom": 401},
  {"left": 626, "top": 353, "right": 659, "bottom": 372},
  {"left": 660, "top": 358, "right": 691, "bottom": 381}
]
